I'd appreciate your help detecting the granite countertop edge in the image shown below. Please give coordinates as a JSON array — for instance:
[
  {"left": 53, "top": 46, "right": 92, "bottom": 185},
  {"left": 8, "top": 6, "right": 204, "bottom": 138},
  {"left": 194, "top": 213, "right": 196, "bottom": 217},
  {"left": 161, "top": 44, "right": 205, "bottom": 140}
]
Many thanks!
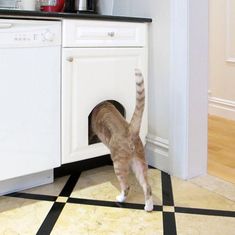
[{"left": 0, "top": 9, "right": 152, "bottom": 23}]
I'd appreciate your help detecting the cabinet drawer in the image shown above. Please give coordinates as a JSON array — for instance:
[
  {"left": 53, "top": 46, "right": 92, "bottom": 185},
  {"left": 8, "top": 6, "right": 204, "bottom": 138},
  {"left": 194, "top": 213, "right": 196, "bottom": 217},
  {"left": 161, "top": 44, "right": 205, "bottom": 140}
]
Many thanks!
[{"left": 62, "top": 20, "right": 147, "bottom": 47}]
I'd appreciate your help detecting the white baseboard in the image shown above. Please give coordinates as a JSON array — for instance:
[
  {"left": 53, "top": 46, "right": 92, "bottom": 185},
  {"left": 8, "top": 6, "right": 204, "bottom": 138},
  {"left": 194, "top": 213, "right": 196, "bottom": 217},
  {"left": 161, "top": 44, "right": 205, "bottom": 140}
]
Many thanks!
[
  {"left": 208, "top": 96, "right": 235, "bottom": 121},
  {"left": 0, "top": 170, "right": 53, "bottom": 196},
  {"left": 145, "top": 134, "right": 170, "bottom": 173}
]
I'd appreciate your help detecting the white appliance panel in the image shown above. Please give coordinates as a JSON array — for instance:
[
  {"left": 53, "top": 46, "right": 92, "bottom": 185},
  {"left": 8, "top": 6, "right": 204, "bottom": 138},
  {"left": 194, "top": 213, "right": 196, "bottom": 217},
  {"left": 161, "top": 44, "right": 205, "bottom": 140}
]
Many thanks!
[{"left": 0, "top": 20, "right": 61, "bottom": 181}]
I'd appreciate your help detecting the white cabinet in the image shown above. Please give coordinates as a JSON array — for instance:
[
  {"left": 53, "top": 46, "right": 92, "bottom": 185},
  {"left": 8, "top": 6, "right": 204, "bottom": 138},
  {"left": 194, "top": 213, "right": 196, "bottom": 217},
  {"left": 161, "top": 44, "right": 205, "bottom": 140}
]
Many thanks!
[{"left": 62, "top": 20, "right": 149, "bottom": 164}]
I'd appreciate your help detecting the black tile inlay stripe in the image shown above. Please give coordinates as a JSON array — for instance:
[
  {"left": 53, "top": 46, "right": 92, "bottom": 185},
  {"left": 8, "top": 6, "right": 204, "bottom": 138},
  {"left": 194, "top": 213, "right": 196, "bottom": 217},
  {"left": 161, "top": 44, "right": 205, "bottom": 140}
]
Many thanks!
[
  {"left": 59, "top": 173, "right": 81, "bottom": 197},
  {"left": 36, "top": 173, "right": 82, "bottom": 234},
  {"left": 161, "top": 171, "right": 174, "bottom": 206},
  {"left": 7, "top": 192, "right": 235, "bottom": 218},
  {"left": 161, "top": 172, "right": 177, "bottom": 235},
  {"left": 163, "top": 212, "right": 177, "bottom": 235},
  {"left": 6, "top": 192, "right": 57, "bottom": 202},
  {"left": 36, "top": 202, "right": 65, "bottom": 235},
  {"left": 175, "top": 206, "right": 235, "bottom": 218},
  {"left": 68, "top": 197, "right": 162, "bottom": 211}
]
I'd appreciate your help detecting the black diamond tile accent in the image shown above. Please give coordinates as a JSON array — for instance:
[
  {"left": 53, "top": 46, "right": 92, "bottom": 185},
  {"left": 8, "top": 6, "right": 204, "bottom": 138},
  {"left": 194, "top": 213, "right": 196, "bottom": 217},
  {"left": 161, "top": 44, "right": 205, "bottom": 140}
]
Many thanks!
[
  {"left": 163, "top": 212, "right": 177, "bottom": 235},
  {"left": 161, "top": 171, "right": 175, "bottom": 206},
  {"left": 36, "top": 202, "right": 65, "bottom": 235},
  {"left": 161, "top": 171, "right": 177, "bottom": 235},
  {"left": 175, "top": 206, "right": 235, "bottom": 217},
  {"left": 59, "top": 174, "right": 80, "bottom": 197},
  {"left": 36, "top": 173, "right": 81, "bottom": 234},
  {"left": 6, "top": 192, "right": 57, "bottom": 202},
  {"left": 68, "top": 197, "right": 162, "bottom": 211}
]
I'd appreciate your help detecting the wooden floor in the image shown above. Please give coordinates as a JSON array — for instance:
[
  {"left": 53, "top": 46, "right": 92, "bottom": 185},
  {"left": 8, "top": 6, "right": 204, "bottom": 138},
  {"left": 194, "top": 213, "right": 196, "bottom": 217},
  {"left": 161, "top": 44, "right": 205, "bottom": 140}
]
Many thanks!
[{"left": 208, "top": 115, "right": 235, "bottom": 184}]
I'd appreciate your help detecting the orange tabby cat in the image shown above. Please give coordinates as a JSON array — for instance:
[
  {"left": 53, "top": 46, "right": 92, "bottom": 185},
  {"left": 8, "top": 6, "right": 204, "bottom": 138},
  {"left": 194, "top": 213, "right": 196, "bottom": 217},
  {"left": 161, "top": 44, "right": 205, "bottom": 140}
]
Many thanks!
[{"left": 91, "top": 69, "right": 153, "bottom": 212}]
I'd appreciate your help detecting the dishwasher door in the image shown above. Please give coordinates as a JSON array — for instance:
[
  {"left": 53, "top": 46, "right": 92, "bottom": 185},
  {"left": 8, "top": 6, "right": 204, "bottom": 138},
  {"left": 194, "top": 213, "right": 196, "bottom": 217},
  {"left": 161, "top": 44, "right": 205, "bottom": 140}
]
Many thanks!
[{"left": 0, "top": 46, "right": 61, "bottom": 181}]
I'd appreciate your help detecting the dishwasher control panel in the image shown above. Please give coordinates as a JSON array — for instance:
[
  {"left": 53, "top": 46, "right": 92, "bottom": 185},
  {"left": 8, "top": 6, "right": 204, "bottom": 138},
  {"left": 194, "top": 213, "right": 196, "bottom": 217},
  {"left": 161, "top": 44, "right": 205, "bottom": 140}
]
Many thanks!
[
  {"left": 13, "top": 30, "right": 55, "bottom": 42},
  {"left": 0, "top": 19, "right": 61, "bottom": 48}
]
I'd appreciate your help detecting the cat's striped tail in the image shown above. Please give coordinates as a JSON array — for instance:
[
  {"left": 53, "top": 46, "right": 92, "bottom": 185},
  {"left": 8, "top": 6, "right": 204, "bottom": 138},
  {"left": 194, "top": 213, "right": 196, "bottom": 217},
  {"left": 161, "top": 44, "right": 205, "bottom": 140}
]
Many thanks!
[{"left": 129, "top": 69, "right": 145, "bottom": 136}]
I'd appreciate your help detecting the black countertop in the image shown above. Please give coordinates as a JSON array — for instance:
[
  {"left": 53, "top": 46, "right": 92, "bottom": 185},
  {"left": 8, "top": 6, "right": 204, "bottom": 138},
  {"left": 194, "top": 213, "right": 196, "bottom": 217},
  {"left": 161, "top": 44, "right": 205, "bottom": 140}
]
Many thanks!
[{"left": 0, "top": 9, "right": 152, "bottom": 23}]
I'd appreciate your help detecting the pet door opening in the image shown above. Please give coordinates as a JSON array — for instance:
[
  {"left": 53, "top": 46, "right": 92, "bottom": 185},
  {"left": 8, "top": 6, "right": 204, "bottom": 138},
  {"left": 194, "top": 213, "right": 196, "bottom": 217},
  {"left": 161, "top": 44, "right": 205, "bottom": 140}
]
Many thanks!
[{"left": 88, "top": 100, "right": 126, "bottom": 145}]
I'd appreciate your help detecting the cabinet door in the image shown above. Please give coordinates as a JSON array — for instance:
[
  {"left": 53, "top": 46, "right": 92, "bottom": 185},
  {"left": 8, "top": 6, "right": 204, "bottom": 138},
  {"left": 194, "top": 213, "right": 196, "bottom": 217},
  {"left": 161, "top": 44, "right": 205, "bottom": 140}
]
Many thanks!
[{"left": 62, "top": 48, "right": 148, "bottom": 164}]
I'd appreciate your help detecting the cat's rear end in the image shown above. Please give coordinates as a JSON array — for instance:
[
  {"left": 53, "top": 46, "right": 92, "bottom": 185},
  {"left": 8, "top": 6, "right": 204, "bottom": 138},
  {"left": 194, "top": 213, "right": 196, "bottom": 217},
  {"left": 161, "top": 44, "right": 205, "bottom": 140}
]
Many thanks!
[{"left": 91, "top": 69, "right": 153, "bottom": 212}]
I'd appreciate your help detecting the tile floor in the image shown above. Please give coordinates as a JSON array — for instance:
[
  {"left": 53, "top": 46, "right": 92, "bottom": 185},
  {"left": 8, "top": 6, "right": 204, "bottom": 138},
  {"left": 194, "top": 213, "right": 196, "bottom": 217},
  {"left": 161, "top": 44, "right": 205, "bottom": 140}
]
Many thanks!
[{"left": 0, "top": 165, "right": 235, "bottom": 235}]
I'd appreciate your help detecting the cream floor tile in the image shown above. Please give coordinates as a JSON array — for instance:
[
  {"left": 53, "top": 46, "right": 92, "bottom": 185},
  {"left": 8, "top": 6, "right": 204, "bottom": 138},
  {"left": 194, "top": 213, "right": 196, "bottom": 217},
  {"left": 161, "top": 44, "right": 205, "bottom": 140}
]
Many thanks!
[
  {"left": 0, "top": 196, "right": 53, "bottom": 235},
  {"left": 190, "top": 174, "right": 235, "bottom": 201},
  {"left": 127, "top": 168, "right": 162, "bottom": 205},
  {"left": 172, "top": 176, "right": 235, "bottom": 211},
  {"left": 71, "top": 166, "right": 119, "bottom": 201},
  {"left": 71, "top": 166, "right": 162, "bottom": 205},
  {"left": 175, "top": 213, "right": 235, "bottom": 235},
  {"left": 22, "top": 175, "right": 69, "bottom": 196},
  {"left": 51, "top": 203, "right": 163, "bottom": 235}
]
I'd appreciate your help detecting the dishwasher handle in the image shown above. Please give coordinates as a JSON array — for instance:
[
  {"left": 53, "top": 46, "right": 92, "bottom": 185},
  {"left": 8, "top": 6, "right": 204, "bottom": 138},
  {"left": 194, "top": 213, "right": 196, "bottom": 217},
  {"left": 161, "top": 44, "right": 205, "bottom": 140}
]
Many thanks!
[{"left": 0, "top": 23, "right": 13, "bottom": 29}]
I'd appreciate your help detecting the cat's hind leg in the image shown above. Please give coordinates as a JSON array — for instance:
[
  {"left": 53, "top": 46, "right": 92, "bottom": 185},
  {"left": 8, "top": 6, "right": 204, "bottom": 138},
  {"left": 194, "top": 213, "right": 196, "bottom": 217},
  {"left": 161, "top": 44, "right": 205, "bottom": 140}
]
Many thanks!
[
  {"left": 113, "top": 161, "right": 130, "bottom": 203},
  {"left": 131, "top": 157, "right": 153, "bottom": 212}
]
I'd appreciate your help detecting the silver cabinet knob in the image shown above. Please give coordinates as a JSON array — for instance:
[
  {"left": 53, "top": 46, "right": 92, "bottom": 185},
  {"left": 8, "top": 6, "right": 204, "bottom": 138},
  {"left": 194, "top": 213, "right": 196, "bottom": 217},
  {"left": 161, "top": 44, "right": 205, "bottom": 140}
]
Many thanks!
[{"left": 66, "top": 57, "right": 74, "bottom": 62}]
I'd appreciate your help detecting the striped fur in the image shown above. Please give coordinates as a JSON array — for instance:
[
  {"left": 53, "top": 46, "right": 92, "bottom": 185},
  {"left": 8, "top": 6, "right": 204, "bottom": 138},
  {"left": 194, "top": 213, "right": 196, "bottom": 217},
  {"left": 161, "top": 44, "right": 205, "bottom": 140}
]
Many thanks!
[
  {"left": 130, "top": 69, "right": 145, "bottom": 137},
  {"left": 91, "top": 69, "right": 153, "bottom": 212}
]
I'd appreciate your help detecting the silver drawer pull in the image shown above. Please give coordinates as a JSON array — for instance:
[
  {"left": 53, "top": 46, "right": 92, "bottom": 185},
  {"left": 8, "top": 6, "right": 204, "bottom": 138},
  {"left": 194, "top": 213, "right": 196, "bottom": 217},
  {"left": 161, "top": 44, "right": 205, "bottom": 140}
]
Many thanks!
[
  {"left": 66, "top": 57, "right": 74, "bottom": 62},
  {"left": 107, "top": 32, "right": 115, "bottom": 37}
]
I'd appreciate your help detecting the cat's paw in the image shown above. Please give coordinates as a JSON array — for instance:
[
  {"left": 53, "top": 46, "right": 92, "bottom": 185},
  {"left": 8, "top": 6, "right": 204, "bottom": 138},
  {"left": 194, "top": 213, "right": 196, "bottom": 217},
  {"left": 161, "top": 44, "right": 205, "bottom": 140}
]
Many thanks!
[
  {"left": 116, "top": 194, "right": 126, "bottom": 203},
  {"left": 144, "top": 198, "right": 154, "bottom": 212}
]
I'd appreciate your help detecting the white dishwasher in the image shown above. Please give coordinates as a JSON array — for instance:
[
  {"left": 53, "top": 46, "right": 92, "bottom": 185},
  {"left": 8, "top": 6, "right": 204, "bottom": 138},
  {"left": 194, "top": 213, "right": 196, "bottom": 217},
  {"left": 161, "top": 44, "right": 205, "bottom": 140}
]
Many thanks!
[{"left": 0, "top": 19, "right": 61, "bottom": 181}]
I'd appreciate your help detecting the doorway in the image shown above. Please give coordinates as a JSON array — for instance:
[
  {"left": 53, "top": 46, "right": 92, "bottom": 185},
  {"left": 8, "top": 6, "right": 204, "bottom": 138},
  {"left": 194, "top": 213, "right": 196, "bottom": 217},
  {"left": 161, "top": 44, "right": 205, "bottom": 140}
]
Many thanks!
[{"left": 208, "top": 0, "right": 235, "bottom": 184}]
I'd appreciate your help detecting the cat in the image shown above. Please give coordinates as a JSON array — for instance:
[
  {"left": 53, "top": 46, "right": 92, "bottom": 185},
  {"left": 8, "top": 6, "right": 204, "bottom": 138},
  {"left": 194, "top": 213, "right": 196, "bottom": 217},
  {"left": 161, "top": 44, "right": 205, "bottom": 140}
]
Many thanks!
[{"left": 91, "top": 69, "right": 153, "bottom": 212}]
